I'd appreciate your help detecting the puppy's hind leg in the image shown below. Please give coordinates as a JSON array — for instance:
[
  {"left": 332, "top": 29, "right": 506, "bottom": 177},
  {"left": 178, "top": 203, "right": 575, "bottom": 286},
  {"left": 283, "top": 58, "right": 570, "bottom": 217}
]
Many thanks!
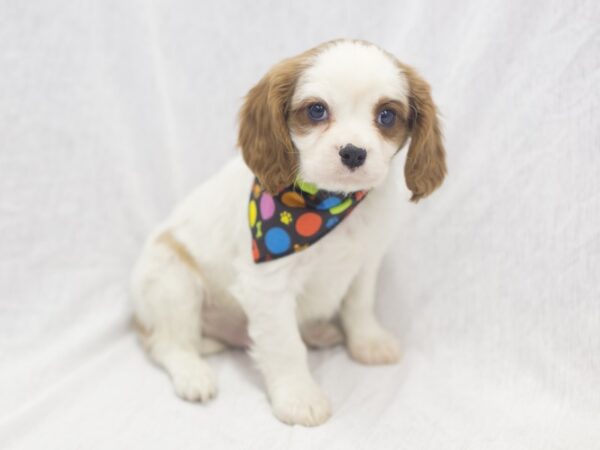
[
  {"left": 300, "top": 319, "right": 344, "bottom": 349},
  {"left": 132, "top": 232, "right": 217, "bottom": 402}
]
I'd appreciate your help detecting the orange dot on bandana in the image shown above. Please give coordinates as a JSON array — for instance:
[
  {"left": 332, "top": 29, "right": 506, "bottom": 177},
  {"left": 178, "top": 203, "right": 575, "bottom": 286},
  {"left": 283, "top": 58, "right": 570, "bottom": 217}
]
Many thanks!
[
  {"left": 295, "top": 212, "right": 322, "bottom": 237},
  {"left": 281, "top": 191, "right": 305, "bottom": 208},
  {"left": 252, "top": 239, "right": 260, "bottom": 261}
]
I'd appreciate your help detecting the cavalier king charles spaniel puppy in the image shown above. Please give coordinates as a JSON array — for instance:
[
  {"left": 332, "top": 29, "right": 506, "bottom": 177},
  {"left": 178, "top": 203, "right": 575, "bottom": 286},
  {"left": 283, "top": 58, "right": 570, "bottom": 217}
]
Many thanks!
[{"left": 132, "top": 39, "right": 446, "bottom": 426}]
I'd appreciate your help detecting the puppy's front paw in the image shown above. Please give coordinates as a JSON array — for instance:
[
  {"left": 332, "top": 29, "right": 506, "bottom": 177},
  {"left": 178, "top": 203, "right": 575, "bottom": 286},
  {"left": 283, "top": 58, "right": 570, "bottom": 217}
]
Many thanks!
[
  {"left": 348, "top": 330, "right": 401, "bottom": 365},
  {"left": 270, "top": 380, "right": 331, "bottom": 427},
  {"left": 171, "top": 358, "right": 217, "bottom": 402}
]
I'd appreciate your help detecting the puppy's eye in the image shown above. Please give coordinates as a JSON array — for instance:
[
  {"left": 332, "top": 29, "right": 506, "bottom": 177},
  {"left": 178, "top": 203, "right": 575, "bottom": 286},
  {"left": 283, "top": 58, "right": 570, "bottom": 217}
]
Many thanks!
[
  {"left": 377, "top": 109, "right": 396, "bottom": 127},
  {"left": 307, "top": 103, "right": 328, "bottom": 121}
]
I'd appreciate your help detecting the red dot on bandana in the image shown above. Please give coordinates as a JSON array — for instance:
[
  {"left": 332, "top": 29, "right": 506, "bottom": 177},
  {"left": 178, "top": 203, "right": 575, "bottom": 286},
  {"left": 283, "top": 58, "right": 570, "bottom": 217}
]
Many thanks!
[
  {"left": 252, "top": 239, "right": 260, "bottom": 261},
  {"left": 295, "top": 212, "right": 322, "bottom": 237}
]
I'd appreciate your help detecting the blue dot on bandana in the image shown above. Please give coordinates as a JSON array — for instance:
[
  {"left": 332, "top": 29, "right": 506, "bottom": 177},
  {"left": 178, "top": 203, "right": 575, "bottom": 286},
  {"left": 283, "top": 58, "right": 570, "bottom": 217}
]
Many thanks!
[
  {"left": 316, "top": 196, "right": 342, "bottom": 210},
  {"left": 264, "top": 227, "right": 291, "bottom": 255},
  {"left": 325, "top": 217, "right": 339, "bottom": 228}
]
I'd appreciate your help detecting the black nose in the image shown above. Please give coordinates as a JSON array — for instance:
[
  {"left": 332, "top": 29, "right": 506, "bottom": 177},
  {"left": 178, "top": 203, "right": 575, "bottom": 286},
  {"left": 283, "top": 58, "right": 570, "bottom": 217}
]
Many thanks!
[{"left": 339, "top": 144, "right": 367, "bottom": 169}]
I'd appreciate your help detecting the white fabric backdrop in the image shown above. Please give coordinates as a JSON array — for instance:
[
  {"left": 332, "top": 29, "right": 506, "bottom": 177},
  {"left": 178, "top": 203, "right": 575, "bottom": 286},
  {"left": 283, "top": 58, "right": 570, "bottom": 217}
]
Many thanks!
[{"left": 1, "top": 1, "right": 599, "bottom": 448}]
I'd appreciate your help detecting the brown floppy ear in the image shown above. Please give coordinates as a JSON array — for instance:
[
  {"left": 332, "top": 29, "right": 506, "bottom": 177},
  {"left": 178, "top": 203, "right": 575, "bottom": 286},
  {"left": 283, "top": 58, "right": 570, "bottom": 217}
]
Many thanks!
[
  {"left": 238, "top": 56, "right": 306, "bottom": 194},
  {"left": 400, "top": 63, "right": 447, "bottom": 202}
]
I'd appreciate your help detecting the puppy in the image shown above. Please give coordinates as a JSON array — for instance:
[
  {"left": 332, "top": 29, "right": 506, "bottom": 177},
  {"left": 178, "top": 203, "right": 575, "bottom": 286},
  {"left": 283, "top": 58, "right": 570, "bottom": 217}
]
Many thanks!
[{"left": 131, "top": 39, "right": 446, "bottom": 427}]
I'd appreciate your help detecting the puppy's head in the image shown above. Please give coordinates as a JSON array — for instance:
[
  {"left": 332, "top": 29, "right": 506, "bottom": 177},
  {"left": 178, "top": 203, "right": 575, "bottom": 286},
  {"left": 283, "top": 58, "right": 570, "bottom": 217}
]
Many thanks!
[{"left": 238, "top": 40, "right": 446, "bottom": 201}]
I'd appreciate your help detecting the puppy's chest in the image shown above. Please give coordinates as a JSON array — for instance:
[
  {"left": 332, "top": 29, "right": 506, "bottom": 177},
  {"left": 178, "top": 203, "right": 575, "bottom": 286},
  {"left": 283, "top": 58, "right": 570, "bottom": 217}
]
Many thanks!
[
  {"left": 293, "top": 192, "right": 398, "bottom": 317},
  {"left": 298, "top": 187, "right": 398, "bottom": 268}
]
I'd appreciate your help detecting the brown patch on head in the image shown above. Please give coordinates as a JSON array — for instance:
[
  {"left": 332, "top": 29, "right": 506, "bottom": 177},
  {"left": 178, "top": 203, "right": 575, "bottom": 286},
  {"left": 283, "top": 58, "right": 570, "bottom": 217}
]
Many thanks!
[
  {"left": 238, "top": 46, "right": 324, "bottom": 194},
  {"left": 397, "top": 62, "right": 447, "bottom": 202},
  {"left": 373, "top": 97, "right": 410, "bottom": 148}
]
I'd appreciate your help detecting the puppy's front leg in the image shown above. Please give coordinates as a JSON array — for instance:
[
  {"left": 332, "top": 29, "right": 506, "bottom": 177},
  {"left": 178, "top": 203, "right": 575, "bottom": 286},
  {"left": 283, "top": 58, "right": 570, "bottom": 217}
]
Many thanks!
[
  {"left": 236, "top": 280, "right": 331, "bottom": 426},
  {"left": 341, "top": 259, "right": 401, "bottom": 365}
]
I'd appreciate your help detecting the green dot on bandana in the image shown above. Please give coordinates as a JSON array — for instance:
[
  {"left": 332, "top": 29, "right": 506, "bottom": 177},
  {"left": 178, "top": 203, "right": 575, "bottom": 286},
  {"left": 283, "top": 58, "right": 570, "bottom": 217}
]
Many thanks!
[
  {"left": 329, "top": 198, "right": 353, "bottom": 215},
  {"left": 296, "top": 180, "right": 319, "bottom": 195}
]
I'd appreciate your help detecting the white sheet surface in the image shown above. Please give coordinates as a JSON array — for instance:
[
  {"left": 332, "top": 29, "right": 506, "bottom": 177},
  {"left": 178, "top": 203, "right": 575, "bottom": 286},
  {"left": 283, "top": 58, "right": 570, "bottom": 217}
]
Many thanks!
[{"left": 1, "top": 1, "right": 599, "bottom": 448}]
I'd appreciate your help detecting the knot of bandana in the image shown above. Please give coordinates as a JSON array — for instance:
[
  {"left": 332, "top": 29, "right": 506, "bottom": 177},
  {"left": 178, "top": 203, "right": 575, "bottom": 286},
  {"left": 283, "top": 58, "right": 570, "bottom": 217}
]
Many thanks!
[{"left": 248, "top": 178, "right": 368, "bottom": 263}]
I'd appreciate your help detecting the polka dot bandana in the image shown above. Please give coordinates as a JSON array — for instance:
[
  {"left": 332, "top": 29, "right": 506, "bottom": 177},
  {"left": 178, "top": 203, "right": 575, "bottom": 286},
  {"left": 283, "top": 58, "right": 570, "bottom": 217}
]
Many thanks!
[{"left": 248, "top": 178, "right": 368, "bottom": 263}]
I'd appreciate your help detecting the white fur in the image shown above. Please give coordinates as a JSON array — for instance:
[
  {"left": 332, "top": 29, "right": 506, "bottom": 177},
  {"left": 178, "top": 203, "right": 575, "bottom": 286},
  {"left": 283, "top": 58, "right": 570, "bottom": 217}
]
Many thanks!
[{"left": 131, "top": 41, "right": 408, "bottom": 427}]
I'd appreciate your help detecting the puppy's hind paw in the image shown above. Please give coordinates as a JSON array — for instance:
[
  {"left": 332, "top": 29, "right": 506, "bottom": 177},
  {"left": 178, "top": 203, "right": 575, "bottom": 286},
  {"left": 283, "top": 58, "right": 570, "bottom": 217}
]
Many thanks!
[
  {"left": 301, "top": 320, "right": 344, "bottom": 348},
  {"left": 348, "top": 331, "right": 401, "bottom": 365},
  {"left": 171, "top": 358, "right": 217, "bottom": 402}
]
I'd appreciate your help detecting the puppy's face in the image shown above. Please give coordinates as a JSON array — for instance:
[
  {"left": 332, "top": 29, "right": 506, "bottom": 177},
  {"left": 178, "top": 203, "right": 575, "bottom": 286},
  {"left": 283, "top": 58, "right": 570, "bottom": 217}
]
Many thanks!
[
  {"left": 289, "top": 43, "right": 411, "bottom": 192},
  {"left": 239, "top": 40, "right": 446, "bottom": 200}
]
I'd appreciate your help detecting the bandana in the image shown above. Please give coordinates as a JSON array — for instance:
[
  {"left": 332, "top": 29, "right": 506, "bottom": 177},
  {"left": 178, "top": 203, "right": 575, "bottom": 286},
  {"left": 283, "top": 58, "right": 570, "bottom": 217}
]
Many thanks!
[{"left": 248, "top": 178, "right": 368, "bottom": 263}]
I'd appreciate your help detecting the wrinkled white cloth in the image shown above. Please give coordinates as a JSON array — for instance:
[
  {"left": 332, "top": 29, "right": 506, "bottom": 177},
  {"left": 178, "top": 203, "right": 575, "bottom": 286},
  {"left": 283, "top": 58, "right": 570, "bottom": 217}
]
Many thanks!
[{"left": 1, "top": 1, "right": 598, "bottom": 449}]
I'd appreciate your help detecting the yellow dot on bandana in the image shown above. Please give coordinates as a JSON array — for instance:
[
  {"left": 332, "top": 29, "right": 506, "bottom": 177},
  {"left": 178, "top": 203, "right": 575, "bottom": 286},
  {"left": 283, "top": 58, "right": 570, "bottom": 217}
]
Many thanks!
[
  {"left": 329, "top": 198, "right": 353, "bottom": 215},
  {"left": 249, "top": 200, "right": 257, "bottom": 227},
  {"left": 281, "top": 191, "right": 306, "bottom": 208}
]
